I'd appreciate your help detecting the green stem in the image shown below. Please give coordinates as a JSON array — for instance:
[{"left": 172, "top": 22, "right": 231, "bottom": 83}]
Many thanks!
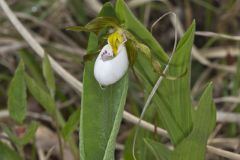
[
  {"left": 54, "top": 108, "right": 79, "bottom": 160},
  {"left": 52, "top": 109, "right": 64, "bottom": 160}
]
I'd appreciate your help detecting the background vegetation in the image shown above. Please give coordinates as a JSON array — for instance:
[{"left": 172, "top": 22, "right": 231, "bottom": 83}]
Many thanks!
[{"left": 0, "top": 0, "right": 240, "bottom": 160}]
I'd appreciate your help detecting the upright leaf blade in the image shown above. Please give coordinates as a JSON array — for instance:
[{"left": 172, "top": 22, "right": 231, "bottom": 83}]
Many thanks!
[
  {"left": 115, "top": 0, "right": 168, "bottom": 63},
  {"left": 19, "top": 50, "right": 45, "bottom": 90},
  {"left": 152, "top": 22, "right": 195, "bottom": 144},
  {"left": 170, "top": 83, "right": 216, "bottom": 160},
  {"left": 116, "top": 0, "right": 196, "bottom": 145},
  {"left": 8, "top": 61, "right": 27, "bottom": 124},
  {"left": 62, "top": 108, "right": 80, "bottom": 140},
  {"left": 25, "top": 74, "right": 55, "bottom": 114},
  {"left": 134, "top": 22, "right": 195, "bottom": 145},
  {"left": 43, "top": 53, "right": 56, "bottom": 98},
  {"left": 145, "top": 84, "right": 216, "bottom": 160},
  {"left": 80, "top": 3, "right": 128, "bottom": 160}
]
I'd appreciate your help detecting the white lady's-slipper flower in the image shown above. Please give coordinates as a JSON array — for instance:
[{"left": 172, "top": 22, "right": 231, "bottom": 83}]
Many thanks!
[{"left": 94, "top": 29, "right": 129, "bottom": 86}]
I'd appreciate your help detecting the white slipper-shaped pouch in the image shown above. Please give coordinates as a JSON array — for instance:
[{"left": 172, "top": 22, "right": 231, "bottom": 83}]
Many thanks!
[{"left": 94, "top": 42, "right": 129, "bottom": 86}]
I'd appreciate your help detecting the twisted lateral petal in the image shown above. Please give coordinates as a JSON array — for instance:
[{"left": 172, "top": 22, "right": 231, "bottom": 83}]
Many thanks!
[{"left": 94, "top": 44, "right": 129, "bottom": 86}]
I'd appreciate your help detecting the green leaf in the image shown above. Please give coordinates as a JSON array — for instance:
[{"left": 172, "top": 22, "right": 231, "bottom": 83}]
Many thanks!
[
  {"left": 66, "top": 17, "right": 119, "bottom": 34},
  {"left": 43, "top": 53, "right": 56, "bottom": 98},
  {"left": 80, "top": 3, "right": 128, "bottom": 160},
  {"left": 115, "top": 0, "right": 196, "bottom": 144},
  {"left": 8, "top": 61, "right": 27, "bottom": 124},
  {"left": 62, "top": 108, "right": 80, "bottom": 140},
  {"left": 170, "top": 83, "right": 216, "bottom": 160},
  {"left": 19, "top": 50, "right": 45, "bottom": 90},
  {"left": 143, "top": 84, "right": 216, "bottom": 160},
  {"left": 124, "top": 102, "right": 161, "bottom": 160},
  {"left": 144, "top": 138, "right": 172, "bottom": 160},
  {"left": 80, "top": 34, "right": 128, "bottom": 160},
  {"left": 115, "top": 0, "right": 168, "bottom": 63},
  {"left": 0, "top": 141, "right": 22, "bottom": 160},
  {"left": 124, "top": 128, "right": 156, "bottom": 160},
  {"left": 134, "top": 21, "right": 196, "bottom": 145},
  {"left": 68, "top": 0, "right": 87, "bottom": 24},
  {"left": 154, "top": 21, "right": 195, "bottom": 144},
  {"left": 25, "top": 73, "right": 55, "bottom": 114},
  {"left": 233, "top": 54, "right": 240, "bottom": 95}
]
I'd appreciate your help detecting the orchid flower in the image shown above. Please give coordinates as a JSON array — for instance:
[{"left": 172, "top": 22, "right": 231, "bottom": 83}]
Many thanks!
[
  {"left": 66, "top": 16, "right": 185, "bottom": 87},
  {"left": 94, "top": 29, "right": 129, "bottom": 86}
]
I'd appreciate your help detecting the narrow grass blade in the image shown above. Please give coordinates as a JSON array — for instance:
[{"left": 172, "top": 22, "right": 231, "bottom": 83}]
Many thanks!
[
  {"left": 62, "top": 108, "right": 80, "bottom": 140},
  {"left": 43, "top": 53, "right": 56, "bottom": 98}
]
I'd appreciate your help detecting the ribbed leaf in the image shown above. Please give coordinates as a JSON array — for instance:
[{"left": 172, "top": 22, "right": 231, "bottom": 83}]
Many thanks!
[
  {"left": 152, "top": 22, "right": 195, "bottom": 144},
  {"left": 144, "top": 138, "right": 172, "bottom": 160},
  {"left": 80, "top": 3, "right": 128, "bottom": 160},
  {"left": 145, "top": 84, "right": 216, "bottom": 160},
  {"left": 8, "top": 61, "right": 27, "bottom": 124},
  {"left": 170, "top": 83, "right": 216, "bottom": 160},
  {"left": 115, "top": 0, "right": 195, "bottom": 145},
  {"left": 134, "top": 22, "right": 195, "bottom": 145}
]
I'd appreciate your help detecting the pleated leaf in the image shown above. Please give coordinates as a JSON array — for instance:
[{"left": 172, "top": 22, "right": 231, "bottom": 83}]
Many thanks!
[
  {"left": 145, "top": 84, "right": 216, "bottom": 160},
  {"left": 170, "top": 83, "right": 216, "bottom": 160},
  {"left": 144, "top": 138, "right": 172, "bottom": 160},
  {"left": 115, "top": 0, "right": 195, "bottom": 145}
]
